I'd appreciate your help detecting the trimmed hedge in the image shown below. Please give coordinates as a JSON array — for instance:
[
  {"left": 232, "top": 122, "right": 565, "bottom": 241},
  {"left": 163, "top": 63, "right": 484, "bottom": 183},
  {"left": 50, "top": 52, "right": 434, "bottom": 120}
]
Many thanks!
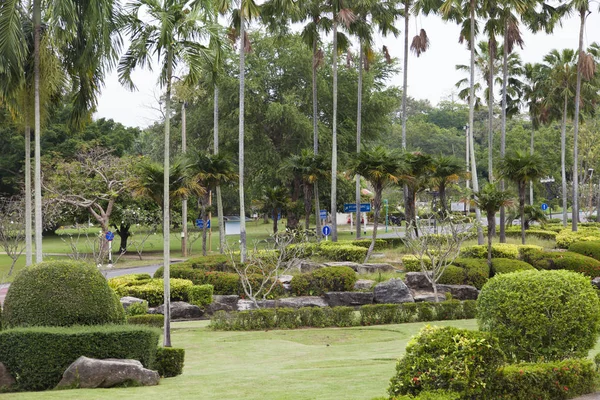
[
  {"left": 522, "top": 249, "right": 600, "bottom": 277},
  {"left": 0, "top": 324, "right": 159, "bottom": 391},
  {"left": 478, "top": 270, "right": 600, "bottom": 362},
  {"left": 556, "top": 227, "right": 600, "bottom": 249},
  {"left": 460, "top": 243, "right": 542, "bottom": 259},
  {"left": 3, "top": 261, "right": 126, "bottom": 328},
  {"left": 290, "top": 266, "right": 357, "bottom": 296},
  {"left": 112, "top": 278, "right": 194, "bottom": 307},
  {"left": 492, "top": 258, "right": 535, "bottom": 275},
  {"left": 491, "top": 359, "right": 596, "bottom": 400},
  {"left": 127, "top": 314, "right": 164, "bottom": 328},
  {"left": 401, "top": 255, "right": 431, "bottom": 272},
  {"left": 154, "top": 347, "right": 185, "bottom": 378},
  {"left": 388, "top": 326, "right": 504, "bottom": 398},
  {"left": 343, "top": 239, "right": 388, "bottom": 250},
  {"left": 318, "top": 242, "right": 367, "bottom": 263},
  {"left": 437, "top": 265, "right": 465, "bottom": 285},
  {"left": 568, "top": 240, "right": 600, "bottom": 261},
  {"left": 391, "top": 390, "right": 461, "bottom": 400},
  {"left": 502, "top": 227, "right": 558, "bottom": 241},
  {"left": 186, "top": 284, "right": 213, "bottom": 307}
]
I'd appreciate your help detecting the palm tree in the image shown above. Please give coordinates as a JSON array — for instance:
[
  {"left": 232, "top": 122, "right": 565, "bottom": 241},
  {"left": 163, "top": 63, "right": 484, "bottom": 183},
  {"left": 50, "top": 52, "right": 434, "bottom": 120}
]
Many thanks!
[
  {"left": 261, "top": 186, "right": 288, "bottom": 234},
  {"left": 350, "top": 0, "right": 400, "bottom": 239},
  {"left": 350, "top": 146, "right": 401, "bottom": 262},
  {"left": 400, "top": 151, "right": 434, "bottom": 237},
  {"left": 118, "top": 0, "right": 215, "bottom": 347},
  {"left": 498, "top": 151, "right": 545, "bottom": 244},
  {"left": 474, "top": 183, "right": 513, "bottom": 269},
  {"left": 431, "top": 155, "right": 465, "bottom": 215}
]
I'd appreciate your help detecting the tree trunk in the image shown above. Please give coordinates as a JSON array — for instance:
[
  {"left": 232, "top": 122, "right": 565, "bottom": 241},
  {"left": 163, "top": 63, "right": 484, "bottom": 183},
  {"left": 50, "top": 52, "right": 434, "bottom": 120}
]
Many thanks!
[
  {"left": 162, "top": 48, "right": 173, "bottom": 348},
  {"left": 331, "top": 18, "right": 338, "bottom": 242},
  {"left": 499, "top": 24, "right": 508, "bottom": 243},
  {"left": 272, "top": 208, "right": 279, "bottom": 234},
  {"left": 181, "top": 102, "right": 187, "bottom": 257},
  {"left": 488, "top": 37, "right": 495, "bottom": 183},
  {"left": 519, "top": 182, "right": 526, "bottom": 245},
  {"left": 214, "top": 86, "right": 225, "bottom": 254},
  {"left": 469, "top": 0, "right": 484, "bottom": 245},
  {"left": 561, "top": 92, "right": 568, "bottom": 227},
  {"left": 530, "top": 126, "right": 534, "bottom": 205},
  {"left": 239, "top": 15, "right": 247, "bottom": 262},
  {"left": 572, "top": 9, "right": 585, "bottom": 232},
  {"left": 34, "top": 0, "right": 43, "bottom": 263},
  {"left": 439, "top": 182, "right": 447, "bottom": 215},
  {"left": 116, "top": 224, "right": 131, "bottom": 253},
  {"left": 312, "top": 34, "right": 322, "bottom": 241},
  {"left": 201, "top": 194, "right": 209, "bottom": 256},
  {"left": 356, "top": 42, "right": 363, "bottom": 239},
  {"left": 364, "top": 188, "right": 382, "bottom": 263},
  {"left": 304, "top": 183, "right": 313, "bottom": 230},
  {"left": 402, "top": 1, "right": 410, "bottom": 235},
  {"left": 25, "top": 123, "right": 32, "bottom": 266},
  {"left": 487, "top": 211, "right": 494, "bottom": 272}
]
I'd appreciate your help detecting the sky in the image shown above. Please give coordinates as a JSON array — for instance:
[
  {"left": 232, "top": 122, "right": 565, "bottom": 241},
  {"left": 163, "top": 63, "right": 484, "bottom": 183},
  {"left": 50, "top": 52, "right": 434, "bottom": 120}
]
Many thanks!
[{"left": 94, "top": 11, "right": 600, "bottom": 128}]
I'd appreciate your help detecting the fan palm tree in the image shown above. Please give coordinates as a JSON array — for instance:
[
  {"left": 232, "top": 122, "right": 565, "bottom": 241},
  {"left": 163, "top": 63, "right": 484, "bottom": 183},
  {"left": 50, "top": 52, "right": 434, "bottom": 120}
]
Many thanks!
[
  {"left": 399, "top": 151, "right": 434, "bottom": 237},
  {"left": 261, "top": 186, "right": 288, "bottom": 234},
  {"left": 350, "top": 0, "right": 400, "bottom": 239},
  {"left": 350, "top": 146, "right": 402, "bottom": 262},
  {"left": 498, "top": 151, "right": 545, "bottom": 244},
  {"left": 118, "top": 0, "right": 216, "bottom": 347},
  {"left": 431, "top": 155, "right": 465, "bottom": 215}
]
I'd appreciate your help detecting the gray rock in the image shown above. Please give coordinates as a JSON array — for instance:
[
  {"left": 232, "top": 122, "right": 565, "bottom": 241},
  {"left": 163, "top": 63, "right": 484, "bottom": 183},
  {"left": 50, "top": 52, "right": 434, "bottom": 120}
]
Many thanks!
[
  {"left": 323, "top": 261, "right": 361, "bottom": 271},
  {"left": 592, "top": 277, "right": 600, "bottom": 289},
  {"left": 413, "top": 292, "right": 445, "bottom": 302},
  {"left": 120, "top": 296, "right": 146, "bottom": 310},
  {"left": 354, "top": 279, "right": 375, "bottom": 290},
  {"left": 278, "top": 275, "right": 294, "bottom": 284},
  {"left": 150, "top": 301, "right": 204, "bottom": 319},
  {"left": 299, "top": 261, "right": 324, "bottom": 273},
  {"left": 237, "top": 299, "right": 277, "bottom": 311},
  {"left": 206, "top": 295, "right": 240, "bottom": 313},
  {"left": 277, "top": 296, "right": 328, "bottom": 308},
  {"left": 437, "top": 285, "right": 479, "bottom": 300},
  {"left": 56, "top": 356, "right": 159, "bottom": 389},
  {"left": 374, "top": 279, "right": 414, "bottom": 304},
  {"left": 404, "top": 272, "right": 433, "bottom": 291},
  {"left": 0, "top": 362, "right": 15, "bottom": 389},
  {"left": 324, "top": 292, "right": 373, "bottom": 307},
  {"left": 356, "top": 263, "right": 396, "bottom": 274}
]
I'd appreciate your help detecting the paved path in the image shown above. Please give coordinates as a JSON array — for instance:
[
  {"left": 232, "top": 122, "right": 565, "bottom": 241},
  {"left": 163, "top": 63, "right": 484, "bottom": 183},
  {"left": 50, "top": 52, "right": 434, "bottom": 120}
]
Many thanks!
[{"left": 573, "top": 393, "right": 600, "bottom": 399}]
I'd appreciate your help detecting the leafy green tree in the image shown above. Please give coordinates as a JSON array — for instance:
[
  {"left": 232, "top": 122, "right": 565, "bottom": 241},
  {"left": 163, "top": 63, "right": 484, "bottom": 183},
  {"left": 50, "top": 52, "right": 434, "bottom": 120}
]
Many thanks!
[
  {"left": 474, "top": 183, "right": 513, "bottom": 268},
  {"left": 400, "top": 151, "right": 433, "bottom": 237},
  {"left": 431, "top": 155, "right": 465, "bottom": 215}
]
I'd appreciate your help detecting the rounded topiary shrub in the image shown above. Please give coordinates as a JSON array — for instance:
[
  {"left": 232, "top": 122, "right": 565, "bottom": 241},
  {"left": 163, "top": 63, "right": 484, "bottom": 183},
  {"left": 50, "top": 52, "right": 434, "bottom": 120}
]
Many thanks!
[
  {"left": 491, "top": 258, "right": 534, "bottom": 275},
  {"left": 477, "top": 270, "right": 600, "bottom": 362},
  {"left": 568, "top": 240, "right": 600, "bottom": 261},
  {"left": 3, "top": 260, "right": 126, "bottom": 327}
]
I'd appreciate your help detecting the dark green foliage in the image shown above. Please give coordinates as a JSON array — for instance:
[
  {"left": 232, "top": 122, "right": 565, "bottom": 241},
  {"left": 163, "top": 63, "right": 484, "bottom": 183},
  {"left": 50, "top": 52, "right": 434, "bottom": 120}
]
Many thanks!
[
  {"left": 522, "top": 249, "right": 600, "bottom": 276},
  {"left": 461, "top": 300, "right": 477, "bottom": 319},
  {"left": 491, "top": 359, "right": 596, "bottom": 400},
  {"left": 186, "top": 285, "right": 213, "bottom": 307},
  {"left": 125, "top": 301, "right": 149, "bottom": 316},
  {"left": 477, "top": 270, "right": 600, "bottom": 362},
  {"left": 290, "top": 267, "right": 357, "bottom": 296},
  {"left": 568, "top": 240, "right": 600, "bottom": 261},
  {"left": 185, "top": 254, "right": 231, "bottom": 271},
  {"left": 3, "top": 261, "right": 126, "bottom": 328},
  {"left": 153, "top": 347, "right": 185, "bottom": 378},
  {"left": 318, "top": 242, "right": 368, "bottom": 263},
  {"left": 491, "top": 258, "right": 535, "bottom": 275},
  {"left": 392, "top": 390, "right": 461, "bottom": 400},
  {"left": 431, "top": 300, "right": 463, "bottom": 320},
  {"left": 388, "top": 326, "right": 504, "bottom": 398},
  {"left": 113, "top": 278, "right": 194, "bottom": 306},
  {"left": 126, "top": 314, "right": 164, "bottom": 328},
  {"left": 0, "top": 325, "right": 159, "bottom": 391},
  {"left": 437, "top": 265, "right": 465, "bottom": 285},
  {"left": 416, "top": 302, "right": 435, "bottom": 321},
  {"left": 360, "top": 304, "right": 411, "bottom": 325},
  {"left": 453, "top": 258, "right": 490, "bottom": 288},
  {"left": 347, "top": 239, "right": 388, "bottom": 250}
]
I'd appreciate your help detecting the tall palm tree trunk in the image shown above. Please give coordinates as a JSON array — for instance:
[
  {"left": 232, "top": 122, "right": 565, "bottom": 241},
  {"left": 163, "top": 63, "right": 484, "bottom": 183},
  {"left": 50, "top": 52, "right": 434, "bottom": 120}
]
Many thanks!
[
  {"left": 331, "top": 19, "right": 339, "bottom": 242},
  {"left": 561, "top": 92, "right": 568, "bottom": 227},
  {"left": 25, "top": 123, "right": 32, "bottom": 266},
  {"left": 304, "top": 184, "right": 313, "bottom": 229},
  {"left": 214, "top": 86, "right": 225, "bottom": 254},
  {"left": 469, "top": 0, "right": 484, "bottom": 245},
  {"left": 487, "top": 210, "right": 494, "bottom": 269},
  {"left": 499, "top": 28, "right": 508, "bottom": 243},
  {"left": 519, "top": 182, "right": 526, "bottom": 244},
  {"left": 572, "top": 9, "right": 585, "bottom": 232},
  {"left": 201, "top": 194, "right": 209, "bottom": 256},
  {"left": 530, "top": 127, "right": 534, "bottom": 205},
  {"left": 34, "top": 0, "right": 42, "bottom": 263},
  {"left": 239, "top": 15, "right": 247, "bottom": 262},
  {"left": 163, "top": 49, "right": 173, "bottom": 348},
  {"left": 181, "top": 102, "right": 187, "bottom": 257},
  {"left": 402, "top": 1, "right": 410, "bottom": 226},
  {"left": 312, "top": 36, "right": 322, "bottom": 240},
  {"left": 364, "top": 188, "right": 381, "bottom": 263},
  {"left": 488, "top": 39, "right": 495, "bottom": 183},
  {"left": 356, "top": 43, "right": 363, "bottom": 239}
]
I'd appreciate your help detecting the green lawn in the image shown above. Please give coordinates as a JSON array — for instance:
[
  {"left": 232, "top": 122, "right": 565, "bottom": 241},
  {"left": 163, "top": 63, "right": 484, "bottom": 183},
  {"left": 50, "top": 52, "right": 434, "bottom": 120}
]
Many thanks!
[{"left": 1, "top": 319, "right": 478, "bottom": 400}]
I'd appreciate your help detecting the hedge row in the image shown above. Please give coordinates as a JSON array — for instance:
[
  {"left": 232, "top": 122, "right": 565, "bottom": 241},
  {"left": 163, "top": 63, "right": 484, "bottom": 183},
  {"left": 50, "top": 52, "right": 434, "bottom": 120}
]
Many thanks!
[
  {"left": 126, "top": 314, "right": 164, "bottom": 328},
  {"left": 210, "top": 300, "right": 477, "bottom": 331},
  {"left": 568, "top": 240, "right": 600, "bottom": 261},
  {"left": 459, "top": 243, "right": 542, "bottom": 259},
  {"left": 109, "top": 276, "right": 213, "bottom": 307},
  {"left": 318, "top": 242, "right": 367, "bottom": 263},
  {"left": 522, "top": 249, "right": 600, "bottom": 277},
  {"left": 556, "top": 227, "right": 600, "bottom": 249},
  {"left": 500, "top": 227, "right": 558, "bottom": 241},
  {"left": 0, "top": 324, "right": 160, "bottom": 391},
  {"left": 290, "top": 266, "right": 357, "bottom": 296}
]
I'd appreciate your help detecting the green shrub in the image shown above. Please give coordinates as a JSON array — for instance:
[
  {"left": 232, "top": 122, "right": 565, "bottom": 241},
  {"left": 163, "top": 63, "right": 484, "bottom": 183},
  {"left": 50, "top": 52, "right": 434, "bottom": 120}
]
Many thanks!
[
  {"left": 523, "top": 249, "right": 600, "bottom": 276},
  {"left": 569, "top": 240, "right": 600, "bottom": 261},
  {"left": 453, "top": 258, "right": 490, "bottom": 288},
  {"left": 153, "top": 347, "right": 185, "bottom": 378},
  {"left": 275, "top": 308, "right": 300, "bottom": 329},
  {"left": 186, "top": 285, "right": 213, "bottom": 307},
  {"left": 401, "top": 255, "right": 431, "bottom": 272},
  {"left": 291, "top": 266, "right": 357, "bottom": 296},
  {"left": 360, "top": 304, "right": 411, "bottom": 325},
  {"left": 126, "top": 314, "right": 164, "bottom": 328},
  {"left": 126, "top": 301, "right": 149, "bottom": 316},
  {"left": 502, "top": 227, "right": 558, "bottom": 241},
  {"left": 491, "top": 359, "right": 596, "bottom": 400},
  {"left": 107, "top": 273, "right": 152, "bottom": 290},
  {"left": 345, "top": 239, "right": 388, "bottom": 250},
  {"left": 392, "top": 390, "right": 461, "bottom": 400},
  {"left": 3, "top": 261, "right": 126, "bottom": 328},
  {"left": 462, "top": 300, "right": 477, "bottom": 319},
  {"left": 318, "top": 242, "right": 367, "bottom": 263},
  {"left": 0, "top": 324, "right": 159, "bottom": 391},
  {"left": 113, "top": 278, "right": 194, "bottom": 307},
  {"left": 388, "top": 325, "right": 504, "bottom": 398},
  {"left": 437, "top": 265, "right": 466, "bottom": 285},
  {"left": 491, "top": 258, "right": 535, "bottom": 275},
  {"left": 297, "top": 307, "right": 328, "bottom": 328},
  {"left": 460, "top": 243, "right": 528, "bottom": 259},
  {"left": 477, "top": 270, "right": 600, "bottom": 362},
  {"left": 556, "top": 227, "right": 600, "bottom": 249},
  {"left": 432, "top": 300, "right": 462, "bottom": 321}
]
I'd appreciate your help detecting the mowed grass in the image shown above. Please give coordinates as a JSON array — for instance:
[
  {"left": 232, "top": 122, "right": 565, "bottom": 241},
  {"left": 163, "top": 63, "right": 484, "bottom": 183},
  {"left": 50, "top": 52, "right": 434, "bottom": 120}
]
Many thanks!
[{"left": 2, "top": 319, "right": 478, "bottom": 400}]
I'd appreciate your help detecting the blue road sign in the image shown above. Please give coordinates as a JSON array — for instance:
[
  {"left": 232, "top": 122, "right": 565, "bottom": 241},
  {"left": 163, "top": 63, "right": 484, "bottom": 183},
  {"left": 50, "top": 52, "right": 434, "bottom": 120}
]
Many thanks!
[
  {"left": 105, "top": 231, "right": 114, "bottom": 241},
  {"left": 196, "top": 219, "right": 211, "bottom": 229},
  {"left": 322, "top": 225, "right": 331, "bottom": 236},
  {"left": 541, "top": 203, "right": 549, "bottom": 211},
  {"left": 343, "top": 203, "right": 372, "bottom": 213},
  {"left": 320, "top": 209, "right": 327, "bottom": 219}
]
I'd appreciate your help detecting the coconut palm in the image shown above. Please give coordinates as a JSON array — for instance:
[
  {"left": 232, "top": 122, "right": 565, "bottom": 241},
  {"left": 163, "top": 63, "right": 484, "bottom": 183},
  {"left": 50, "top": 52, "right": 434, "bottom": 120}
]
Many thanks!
[
  {"left": 350, "top": 146, "right": 402, "bottom": 262},
  {"left": 118, "top": 0, "right": 216, "bottom": 347},
  {"left": 430, "top": 155, "right": 465, "bottom": 215},
  {"left": 498, "top": 151, "right": 545, "bottom": 244}
]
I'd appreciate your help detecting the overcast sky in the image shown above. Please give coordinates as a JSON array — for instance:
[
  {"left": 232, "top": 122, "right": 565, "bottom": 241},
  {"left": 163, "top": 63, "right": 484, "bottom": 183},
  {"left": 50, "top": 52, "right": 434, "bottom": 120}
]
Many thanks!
[{"left": 94, "top": 11, "right": 600, "bottom": 128}]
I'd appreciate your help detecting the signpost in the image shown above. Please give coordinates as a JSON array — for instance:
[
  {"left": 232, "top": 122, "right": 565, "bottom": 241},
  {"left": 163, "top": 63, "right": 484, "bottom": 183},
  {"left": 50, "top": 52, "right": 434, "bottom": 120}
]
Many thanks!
[
  {"left": 322, "top": 225, "right": 331, "bottom": 241},
  {"left": 343, "top": 203, "right": 371, "bottom": 213},
  {"left": 320, "top": 210, "right": 327, "bottom": 220},
  {"left": 541, "top": 202, "right": 550, "bottom": 219},
  {"left": 196, "top": 219, "right": 211, "bottom": 229},
  {"left": 105, "top": 231, "right": 114, "bottom": 267}
]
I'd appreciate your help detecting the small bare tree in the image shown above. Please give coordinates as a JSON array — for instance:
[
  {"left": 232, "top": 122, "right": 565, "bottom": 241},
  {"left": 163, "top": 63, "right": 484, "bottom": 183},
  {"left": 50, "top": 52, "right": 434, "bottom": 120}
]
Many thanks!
[
  {"left": 0, "top": 197, "right": 26, "bottom": 276},
  {"left": 226, "top": 230, "right": 309, "bottom": 309},
  {"left": 60, "top": 223, "right": 108, "bottom": 266},
  {"left": 404, "top": 215, "right": 476, "bottom": 302}
]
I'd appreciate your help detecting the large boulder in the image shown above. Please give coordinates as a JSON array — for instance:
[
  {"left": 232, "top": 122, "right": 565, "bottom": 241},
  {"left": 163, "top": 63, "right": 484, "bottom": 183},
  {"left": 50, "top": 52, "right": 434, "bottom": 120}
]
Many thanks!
[
  {"left": 299, "top": 261, "right": 324, "bottom": 273},
  {"left": 277, "top": 296, "right": 328, "bottom": 308},
  {"left": 354, "top": 279, "right": 375, "bottom": 291},
  {"left": 57, "top": 356, "right": 159, "bottom": 389},
  {"left": 413, "top": 292, "right": 445, "bottom": 302},
  {"left": 374, "top": 279, "right": 414, "bottom": 304},
  {"left": 355, "top": 263, "right": 396, "bottom": 274},
  {"left": 206, "top": 295, "right": 240, "bottom": 314},
  {"left": 324, "top": 292, "right": 373, "bottom": 307},
  {"left": 437, "top": 284, "right": 479, "bottom": 300},
  {"left": 323, "top": 261, "right": 361, "bottom": 271},
  {"left": 404, "top": 272, "right": 433, "bottom": 291},
  {"left": 237, "top": 299, "right": 277, "bottom": 311},
  {"left": 0, "top": 362, "right": 15, "bottom": 390},
  {"left": 120, "top": 296, "right": 146, "bottom": 310},
  {"left": 150, "top": 301, "right": 203, "bottom": 319}
]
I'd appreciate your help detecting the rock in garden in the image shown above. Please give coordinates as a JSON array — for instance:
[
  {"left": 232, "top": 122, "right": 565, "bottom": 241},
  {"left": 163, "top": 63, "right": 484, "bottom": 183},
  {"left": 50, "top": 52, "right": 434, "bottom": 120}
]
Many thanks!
[
  {"left": 150, "top": 301, "right": 204, "bottom": 319},
  {"left": 57, "top": 356, "right": 159, "bottom": 389},
  {"left": 437, "top": 284, "right": 479, "bottom": 300},
  {"left": 278, "top": 275, "right": 294, "bottom": 284},
  {"left": 374, "top": 279, "right": 414, "bottom": 304},
  {"left": 237, "top": 299, "right": 277, "bottom": 311},
  {"left": 324, "top": 292, "right": 374, "bottom": 307},
  {"left": 323, "top": 261, "right": 361, "bottom": 271},
  {"left": 404, "top": 272, "right": 433, "bottom": 291},
  {"left": 206, "top": 295, "right": 240, "bottom": 313},
  {"left": 299, "top": 261, "right": 324, "bottom": 273},
  {"left": 277, "top": 296, "right": 328, "bottom": 308},
  {"left": 0, "top": 362, "right": 15, "bottom": 389},
  {"left": 120, "top": 296, "right": 146, "bottom": 310},
  {"left": 592, "top": 277, "right": 600, "bottom": 289},
  {"left": 355, "top": 263, "right": 395, "bottom": 274},
  {"left": 354, "top": 279, "right": 375, "bottom": 290},
  {"left": 413, "top": 292, "right": 445, "bottom": 302}
]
